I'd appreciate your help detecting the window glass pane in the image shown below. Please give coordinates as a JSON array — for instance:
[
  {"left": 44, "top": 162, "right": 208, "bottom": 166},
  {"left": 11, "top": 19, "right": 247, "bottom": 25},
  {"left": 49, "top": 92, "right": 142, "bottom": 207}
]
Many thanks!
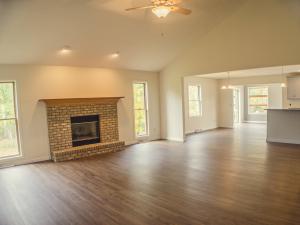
[
  {"left": 133, "top": 83, "right": 145, "bottom": 110},
  {"left": 188, "top": 86, "right": 199, "bottom": 101},
  {"left": 248, "top": 87, "right": 268, "bottom": 114},
  {"left": 134, "top": 110, "right": 147, "bottom": 136},
  {"left": 0, "top": 83, "right": 15, "bottom": 119},
  {"left": 189, "top": 101, "right": 200, "bottom": 117},
  {"left": 0, "top": 119, "right": 19, "bottom": 158},
  {"left": 249, "top": 106, "right": 266, "bottom": 114},
  {"left": 249, "top": 87, "right": 268, "bottom": 96},
  {"left": 133, "top": 82, "right": 148, "bottom": 137},
  {"left": 188, "top": 85, "right": 202, "bottom": 117}
]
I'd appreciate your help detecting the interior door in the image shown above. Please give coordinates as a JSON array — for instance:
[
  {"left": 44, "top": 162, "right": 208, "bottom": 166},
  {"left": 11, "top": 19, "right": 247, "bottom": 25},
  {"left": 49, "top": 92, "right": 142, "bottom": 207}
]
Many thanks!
[{"left": 219, "top": 88, "right": 234, "bottom": 128}]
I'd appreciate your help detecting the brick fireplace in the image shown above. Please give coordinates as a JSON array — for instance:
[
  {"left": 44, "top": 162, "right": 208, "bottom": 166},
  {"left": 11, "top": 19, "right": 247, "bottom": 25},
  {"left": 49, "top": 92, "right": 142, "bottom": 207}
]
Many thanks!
[{"left": 41, "top": 97, "right": 125, "bottom": 162}]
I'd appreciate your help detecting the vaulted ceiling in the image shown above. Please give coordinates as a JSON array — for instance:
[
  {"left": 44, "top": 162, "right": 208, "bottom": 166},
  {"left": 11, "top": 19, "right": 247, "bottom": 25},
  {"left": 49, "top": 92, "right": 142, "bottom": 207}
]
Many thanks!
[{"left": 0, "top": 0, "right": 247, "bottom": 71}]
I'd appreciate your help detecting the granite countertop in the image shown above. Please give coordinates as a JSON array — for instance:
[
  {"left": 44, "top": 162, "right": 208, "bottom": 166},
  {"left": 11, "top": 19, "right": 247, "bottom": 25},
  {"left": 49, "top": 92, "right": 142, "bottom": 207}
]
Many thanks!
[{"left": 266, "top": 108, "right": 300, "bottom": 111}]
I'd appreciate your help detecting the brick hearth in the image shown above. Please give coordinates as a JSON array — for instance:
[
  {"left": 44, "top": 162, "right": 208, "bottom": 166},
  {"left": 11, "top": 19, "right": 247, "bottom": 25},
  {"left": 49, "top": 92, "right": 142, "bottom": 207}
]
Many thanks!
[{"left": 52, "top": 141, "right": 125, "bottom": 162}]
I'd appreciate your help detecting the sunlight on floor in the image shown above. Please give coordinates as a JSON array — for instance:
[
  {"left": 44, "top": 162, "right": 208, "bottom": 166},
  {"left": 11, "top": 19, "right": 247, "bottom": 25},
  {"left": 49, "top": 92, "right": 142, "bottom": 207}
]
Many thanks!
[{"left": 0, "top": 138, "right": 19, "bottom": 158}]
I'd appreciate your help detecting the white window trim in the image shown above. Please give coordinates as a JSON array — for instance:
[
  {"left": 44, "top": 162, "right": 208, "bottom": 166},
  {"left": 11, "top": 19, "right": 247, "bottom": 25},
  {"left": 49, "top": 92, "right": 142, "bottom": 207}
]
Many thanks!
[
  {"left": 0, "top": 81, "right": 22, "bottom": 161},
  {"left": 188, "top": 85, "right": 203, "bottom": 118},
  {"left": 133, "top": 81, "right": 150, "bottom": 138},
  {"left": 247, "top": 86, "right": 269, "bottom": 115}
]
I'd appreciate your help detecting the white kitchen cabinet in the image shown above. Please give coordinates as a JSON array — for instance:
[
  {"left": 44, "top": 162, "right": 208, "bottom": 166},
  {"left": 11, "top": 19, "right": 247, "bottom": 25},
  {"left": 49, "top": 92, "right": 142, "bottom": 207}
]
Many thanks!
[{"left": 287, "top": 76, "right": 300, "bottom": 99}]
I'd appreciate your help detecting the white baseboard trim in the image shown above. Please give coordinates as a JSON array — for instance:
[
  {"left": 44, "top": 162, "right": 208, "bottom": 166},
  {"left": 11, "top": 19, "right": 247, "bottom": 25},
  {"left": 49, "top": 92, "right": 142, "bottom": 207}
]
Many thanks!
[
  {"left": 244, "top": 121, "right": 267, "bottom": 124},
  {"left": 125, "top": 137, "right": 162, "bottom": 146},
  {"left": 185, "top": 127, "right": 218, "bottom": 135},
  {"left": 125, "top": 140, "right": 139, "bottom": 146},
  {"left": 267, "top": 138, "right": 300, "bottom": 145},
  {"left": 0, "top": 155, "right": 51, "bottom": 168},
  {"left": 166, "top": 137, "right": 185, "bottom": 142},
  {"left": 21, "top": 156, "right": 51, "bottom": 164}
]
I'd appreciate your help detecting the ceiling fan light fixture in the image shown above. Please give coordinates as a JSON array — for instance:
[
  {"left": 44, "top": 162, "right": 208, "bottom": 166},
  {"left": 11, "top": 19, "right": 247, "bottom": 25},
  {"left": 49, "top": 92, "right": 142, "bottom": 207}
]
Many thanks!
[
  {"left": 59, "top": 45, "right": 72, "bottom": 55},
  {"left": 110, "top": 52, "right": 120, "bottom": 59},
  {"left": 152, "top": 6, "right": 171, "bottom": 18}
]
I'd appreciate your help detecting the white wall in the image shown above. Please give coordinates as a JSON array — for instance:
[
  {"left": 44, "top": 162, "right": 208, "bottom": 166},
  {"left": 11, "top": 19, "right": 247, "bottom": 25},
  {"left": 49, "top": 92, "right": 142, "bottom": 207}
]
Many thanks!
[
  {"left": 0, "top": 65, "right": 160, "bottom": 165},
  {"left": 160, "top": 0, "right": 300, "bottom": 141},
  {"left": 183, "top": 77, "right": 218, "bottom": 134},
  {"left": 159, "top": 73, "right": 184, "bottom": 141}
]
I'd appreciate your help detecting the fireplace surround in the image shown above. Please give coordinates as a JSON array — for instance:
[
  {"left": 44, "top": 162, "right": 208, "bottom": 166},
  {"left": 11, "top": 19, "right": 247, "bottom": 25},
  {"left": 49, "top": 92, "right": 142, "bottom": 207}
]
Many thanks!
[{"left": 41, "top": 97, "right": 125, "bottom": 162}]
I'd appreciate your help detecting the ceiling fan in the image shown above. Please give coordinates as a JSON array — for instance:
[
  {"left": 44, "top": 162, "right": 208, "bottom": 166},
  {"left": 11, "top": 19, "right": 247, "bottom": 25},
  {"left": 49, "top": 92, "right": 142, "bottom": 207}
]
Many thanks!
[{"left": 125, "top": 0, "right": 192, "bottom": 18}]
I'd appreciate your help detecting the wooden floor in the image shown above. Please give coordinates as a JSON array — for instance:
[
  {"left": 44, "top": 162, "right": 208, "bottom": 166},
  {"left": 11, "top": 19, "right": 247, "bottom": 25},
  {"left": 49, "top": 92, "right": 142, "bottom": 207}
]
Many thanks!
[{"left": 0, "top": 124, "right": 299, "bottom": 225}]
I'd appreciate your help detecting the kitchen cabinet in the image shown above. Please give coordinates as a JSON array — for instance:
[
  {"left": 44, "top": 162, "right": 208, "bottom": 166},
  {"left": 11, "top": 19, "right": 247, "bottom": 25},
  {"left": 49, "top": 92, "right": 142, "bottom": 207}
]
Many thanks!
[{"left": 287, "top": 76, "right": 300, "bottom": 99}]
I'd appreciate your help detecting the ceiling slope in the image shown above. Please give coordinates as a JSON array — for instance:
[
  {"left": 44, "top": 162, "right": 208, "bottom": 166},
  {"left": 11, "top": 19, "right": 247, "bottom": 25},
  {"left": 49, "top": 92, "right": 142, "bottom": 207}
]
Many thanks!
[{"left": 0, "top": 0, "right": 246, "bottom": 71}]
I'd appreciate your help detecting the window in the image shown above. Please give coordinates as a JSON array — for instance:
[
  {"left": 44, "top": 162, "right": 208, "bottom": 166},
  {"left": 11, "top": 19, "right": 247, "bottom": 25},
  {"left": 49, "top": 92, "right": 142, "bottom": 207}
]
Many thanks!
[
  {"left": 0, "top": 82, "right": 21, "bottom": 159},
  {"left": 188, "top": 85, "right": 202, "bottom": 117},
  {"left": 133, "top": 82, "right": 149, "bottom": 137},
  {"left": 248, "top": 86, "right": 268, "bottom": 114}
]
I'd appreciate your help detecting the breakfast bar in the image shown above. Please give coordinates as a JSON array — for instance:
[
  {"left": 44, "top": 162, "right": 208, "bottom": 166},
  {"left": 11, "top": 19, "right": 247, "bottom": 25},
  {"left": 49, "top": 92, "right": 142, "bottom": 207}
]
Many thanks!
[{"left": 267, "top": 109, "right": 300, "bottom": 144}]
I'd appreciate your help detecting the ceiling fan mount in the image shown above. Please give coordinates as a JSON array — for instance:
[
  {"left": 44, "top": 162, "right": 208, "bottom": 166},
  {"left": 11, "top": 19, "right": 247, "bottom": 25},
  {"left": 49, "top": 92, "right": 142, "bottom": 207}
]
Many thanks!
[{"left": 125, "top": 0, "right": 192, "bottom": 18}]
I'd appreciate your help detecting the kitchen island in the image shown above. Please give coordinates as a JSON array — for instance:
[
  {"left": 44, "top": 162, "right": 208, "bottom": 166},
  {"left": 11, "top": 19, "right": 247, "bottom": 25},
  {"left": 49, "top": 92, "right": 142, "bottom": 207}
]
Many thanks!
[{"left": 267, "top": 109, "right": 300, "bottom": 144}]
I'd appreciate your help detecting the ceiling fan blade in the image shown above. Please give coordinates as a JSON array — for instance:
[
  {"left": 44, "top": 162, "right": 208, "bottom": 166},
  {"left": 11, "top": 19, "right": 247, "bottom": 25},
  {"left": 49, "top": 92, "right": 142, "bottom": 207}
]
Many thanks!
[
  {"left": 171, "top": 0, "right": 183, "bottom": 4},
  {"left": 171, "top": 6, "right": 192, "bottom": 15},
  {"left": 125, "top": 5, "right": 154, "bottom": 11}
]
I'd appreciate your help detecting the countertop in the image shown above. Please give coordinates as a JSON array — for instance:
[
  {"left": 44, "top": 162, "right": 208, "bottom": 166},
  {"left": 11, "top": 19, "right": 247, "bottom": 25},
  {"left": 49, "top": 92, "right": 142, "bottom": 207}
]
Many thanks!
[{"left": 266, "top": 108, "right": 300, "bottom": 111}]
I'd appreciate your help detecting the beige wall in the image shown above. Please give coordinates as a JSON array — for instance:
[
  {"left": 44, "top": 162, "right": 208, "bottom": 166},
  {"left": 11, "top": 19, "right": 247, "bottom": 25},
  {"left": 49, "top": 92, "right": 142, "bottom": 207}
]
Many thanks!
[
  {"left": 0, "top": 65, "right": 160, "bottom": 165},
  {"left": 183, "top": 77, "right": 218, "bottom": 134},
  {"left": 160, "top": 0, "right": 300, "bottom": 141},
  {"left": 159, "top": 72, "right": 184, "bottom": 141}
]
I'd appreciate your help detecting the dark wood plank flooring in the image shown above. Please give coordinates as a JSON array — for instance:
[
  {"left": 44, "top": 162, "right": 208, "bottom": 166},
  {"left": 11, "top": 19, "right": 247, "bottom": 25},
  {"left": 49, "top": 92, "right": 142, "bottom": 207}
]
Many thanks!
[{"left": 0, "top": 124, "right": 299, "bottom": 225}]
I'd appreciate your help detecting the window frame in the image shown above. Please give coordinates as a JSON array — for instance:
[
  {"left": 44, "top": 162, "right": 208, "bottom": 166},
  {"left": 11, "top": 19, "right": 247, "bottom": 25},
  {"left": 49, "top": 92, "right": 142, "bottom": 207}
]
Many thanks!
[
  {"left": 133, "top": 81, "right": 149, "bottom": 138},
  {"left": 0, "top": 81, "right": 22, "bottom": 160},
  {"left": 188, "top": 85, "right": 203, "bottom": 118},
  {"left": 247, "top": 86, "right": 269, "bottom": 115}
]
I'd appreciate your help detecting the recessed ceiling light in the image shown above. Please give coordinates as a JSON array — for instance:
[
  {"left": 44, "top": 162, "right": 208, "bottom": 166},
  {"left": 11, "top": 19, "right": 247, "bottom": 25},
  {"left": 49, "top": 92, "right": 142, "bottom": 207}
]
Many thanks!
[
  {"left": 59, "top": 46, "right": 72, "bottom": 55},
  {"left": 110, "top": 52, "right": 120, "bottom": 59}
]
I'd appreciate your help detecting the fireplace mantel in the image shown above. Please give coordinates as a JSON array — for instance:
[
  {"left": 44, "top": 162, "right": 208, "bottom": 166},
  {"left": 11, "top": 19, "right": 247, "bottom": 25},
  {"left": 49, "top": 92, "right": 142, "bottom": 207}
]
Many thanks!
[{"left": 40, "top": 97, "right": 124, "bottom": 106}]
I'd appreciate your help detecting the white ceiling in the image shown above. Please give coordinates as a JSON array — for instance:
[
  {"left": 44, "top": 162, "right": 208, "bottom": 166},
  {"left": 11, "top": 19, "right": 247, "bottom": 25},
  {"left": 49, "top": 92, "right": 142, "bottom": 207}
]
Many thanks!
[
  {"left": 197, "top": 65, "right": 300, "bottom": 79},
  {"left": 0, "top": 0, "right": 246, "bottom": 71}
]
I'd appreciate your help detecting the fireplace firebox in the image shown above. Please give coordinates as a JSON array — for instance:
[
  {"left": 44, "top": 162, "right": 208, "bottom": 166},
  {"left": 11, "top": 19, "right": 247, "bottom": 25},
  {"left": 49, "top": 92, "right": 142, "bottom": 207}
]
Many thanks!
[{"left": 71, "top": 115, "right": 100, "bottom": 147}]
